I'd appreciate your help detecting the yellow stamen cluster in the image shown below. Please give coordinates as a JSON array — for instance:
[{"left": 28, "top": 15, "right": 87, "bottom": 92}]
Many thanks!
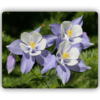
[
  {"left": 62, "top": 51, "right": 69, "bottom": 59},
  {"left": 66, "top": 30, "right": 74, "bottom": 37},
  {"left": 29, "top": 41, "right": 36, "bottom": 49}
]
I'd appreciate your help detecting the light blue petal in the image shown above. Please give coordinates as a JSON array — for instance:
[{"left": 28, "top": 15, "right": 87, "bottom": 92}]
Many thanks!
[
  {"left": 35, "top": 50, "right": 51, "bottom": 66},
  {"left": 30, "top": 27, "right": 41, "bottom": 34},
  {"left": 56, "top": 64, "right": 71, "bottom": 85},
  {"left": 66, "top": 59, "right": 91, "bottom": 72},
  {"left": 71, "top": 15, "right": 83, "bottom": 27},
  {"left": 80, "top": 42, "right": 93, "bottom": 49},
  {"left": 56, "top": 36, "right": 63, "bottom": 49},
  {"left": 34, "top": 27, "right": 41, "bottom": 32},
  {"left": 42, "top": 35, "right": 57, "bottom": 48},
  {"left": 81, "top": 32, "right": 93, "bottom": 49},
  {"left": 21, "top": 53, "right": 35, "bottom": 74},
  {"left": 49, "top": 23, "right": 61, "bottom": 36},
  {"left": 41, "top": 55, "right": 57, "bottom": 73},
  {"left": 83, "top": 32, "right": 90, "bottom": 40},
  {"left": 6, "top": 39, "right": 23, "bottom": 55}
]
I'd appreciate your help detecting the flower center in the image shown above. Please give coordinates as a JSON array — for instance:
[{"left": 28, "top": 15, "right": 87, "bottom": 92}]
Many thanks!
[
  {"left": 62, "top": 51, "right": 69, "bottom": 59},
  {"left": 66, "top": 30, "right": 74, "bottom": 37},
  {"left": 29, "top": 41, "right": 36, "bottom": 49}
]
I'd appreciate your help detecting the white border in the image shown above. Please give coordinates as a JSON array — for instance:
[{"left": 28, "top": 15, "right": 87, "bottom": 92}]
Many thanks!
[{"left": 0, "top": 4, "right": 100, "bottom": 96}]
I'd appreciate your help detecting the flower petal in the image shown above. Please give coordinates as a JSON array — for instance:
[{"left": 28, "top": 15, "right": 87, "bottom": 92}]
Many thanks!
[
  {"left": 61, "top": 40, "right": 70, "bottom": 52},
  {"left": 71, "top": 37, "right": 82, "bottom": 44},
  {"left": 80, "top": 21, "right": 83, "bottom": 27},
  {"left": 20, "top": 42, "right": 30, "bottom": 53},
  {"left": 68, "top": 47, "right": 80, "bottom": 59},
  {"left": 35, "top": 50, "right": 51, "bottom": 66},
  {"left": 33, "top": 27, "right": 41, "bottom": 33},
  {"left": 29, "top": 50, "right": 41, "bottom": 56},
  {"left": 31, "top": 31, "right": 42, "bottom": 43},
  {"left": 80, "top": 42, "right": 93, "bottom": 49},
  {"left": 71, "top": 43, "right": 82, "bottom": 53},
  {"left": 21, "top": 53, "right": 35, "bottom": 74},
  {"left": 71, "top": 15, "right": 83, "bottom": 27},
  {"left": 6, "top": 39, "right": 23, "bottom": 55},
  {"left": 56, "top": 36, "right": 63, "bottom": 49},
  {"left": 61, "top": 21, "right": 72, "bottom": 37},
  {"left": 49, "top": 23, "right": 61, "bottom": 36},
  {"left": 21, "top": 32, "right": 31, "bottom": 45},
  {"left": 81, "top": 32, "right": 93, "bottom": 49},
  {"left": 71, "top": 25, "right": 82, "bottom": 37},
  {"left": 29, "top": 27, "right": 41, "bottom": 34},
  {"left": 56, "top": 64, "right": 70, "bottom": 85},
  {"left": 42, "top": 35, "right": 57, "bottom": 48},
  {"left": 66, "top": 59, "right": 91, "bottom": 72},
  {"left": 66, "top": 59, "right": 78, "bottom": 66},
  {"left": 57, "top": 40, "right": 71, "bottom": 55},
  {"left": 41, "top": 55, "right": 57, "bottom": 73},
  {"left": 36, "top": 39, "right": 46, "bottom": 50},
  {"left": 82, "top": 32, "right": 89, "bottom": 41}
]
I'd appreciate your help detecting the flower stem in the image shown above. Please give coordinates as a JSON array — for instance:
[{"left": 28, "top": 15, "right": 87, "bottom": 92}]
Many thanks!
[
  {"left": 52, "top": 47, "right": 56, "bottom": 54},
  {"left": 31, "top": 69, "right": 49, "bottom": 88},
  {"left": 31, "top": 70, "right": 41, "bottom": 80}
]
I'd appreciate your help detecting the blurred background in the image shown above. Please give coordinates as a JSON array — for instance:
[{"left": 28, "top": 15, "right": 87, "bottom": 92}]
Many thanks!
[{"left": 2, "top": 12, "right": 98, "bottom": 88}]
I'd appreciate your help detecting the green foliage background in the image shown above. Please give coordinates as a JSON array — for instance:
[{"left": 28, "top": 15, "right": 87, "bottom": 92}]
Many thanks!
[{"left": 2, "top": 12, "right": 98, "bottom": 88}]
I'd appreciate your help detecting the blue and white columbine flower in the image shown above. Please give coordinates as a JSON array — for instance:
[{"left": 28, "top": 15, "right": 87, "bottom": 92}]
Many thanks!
[
  {"left": 41, "top": 40, "right": 91, "bottom": 85},
  {"left": 49, "top": 15, "right": 93, "bottom": 51},
  {"left": 20, "top": 31, "right": 46, "bottom": 56},
  {"left": 6, "top": 27, "right": 52, "bottom": 74},
  {"left": 41, "top": 15, "right": 84, "bottom": 49},
  {"left": 56, "top": 40, "right": 80, "bottom": 66},
  {"left": 60, "top": 21, "right": 83, "bottom": 44},
  {"left": 49, "top": 16, "right": 83, "bottom": 49}
]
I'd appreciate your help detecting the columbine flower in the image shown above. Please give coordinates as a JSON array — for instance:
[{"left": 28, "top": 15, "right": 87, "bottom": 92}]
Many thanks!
[
  {"left": 6, "top": 53, "right": 16, "bottom": 74},
  {"left": 49, "top": 15, "right": 93, "bottom": 52},
  {"left": 60, "top": 21, "right": 83, "bottom": 44},
  {"left": 49, "top": 15, "right": 83, "bottom": 49},
  {"left": 41, "top": 40, "right": 91, "bottom": 85},
  {"left": 41, "top": 15, "right": 83, "bottom": 49},
  {"left": 6, "top": 27, "right": 41, "bottom": 55},
  {"left": 56, "top": 41, "right": 80, "bottom": 66},
  {"left": 6, "top": 27, "right": 52, "bottom": 74},
  {"left": 19, "top": 31, "right": 46, "bottom": 56}
]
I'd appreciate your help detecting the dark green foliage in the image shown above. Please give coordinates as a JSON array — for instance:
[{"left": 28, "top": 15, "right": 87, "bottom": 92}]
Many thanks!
[{"left": 2, "top": 12, "right": 98, "bottom": 88}]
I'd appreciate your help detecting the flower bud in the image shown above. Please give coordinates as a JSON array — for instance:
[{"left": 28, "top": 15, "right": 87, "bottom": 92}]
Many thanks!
[{"left": 6, "top": 53, "right": 16, "bottom": 74}]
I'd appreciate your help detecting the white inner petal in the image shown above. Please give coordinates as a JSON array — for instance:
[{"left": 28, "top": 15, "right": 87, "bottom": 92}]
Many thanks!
[
  {"left": 61, "top": 21, "right": 72, "bottom": 38},
  {"left": 37, "top": 39, "right": 46, "bottom": 50},
  {"left": 71, "top": 25, "right": 82, "bottom": 37},
  {"left": 21, "top": 32, "right": 31, "bottom": 45},
  {"left": 68, "top": 47, "right": 80, "bottom": 59},
  {"left": 71, "top": 37, "right": 82, "bottom": 44},
  {"left": 20, "top": 42, "right": 30, "bottom": 53},
  {"left": 63, "top": 40, "right": 71, "bottom": 52},
  {"left": 31, "top": 31, "right": 42, "bottom": 43},
  {"left": 61, "top": 21, "right": 72, "bottom": 33},
  {"left": 57, "top": 40, "right": 71, "bottom": 55},
  {"left": 67, "top": 59, "right": 78, "bottom": 66}
]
